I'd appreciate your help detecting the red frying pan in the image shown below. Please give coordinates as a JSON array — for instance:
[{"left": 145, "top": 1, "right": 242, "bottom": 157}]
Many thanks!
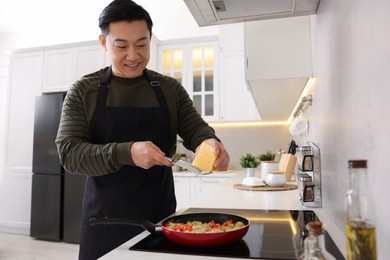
[{"left": 89, "top": 212, "right": 250, "bottom": 247}]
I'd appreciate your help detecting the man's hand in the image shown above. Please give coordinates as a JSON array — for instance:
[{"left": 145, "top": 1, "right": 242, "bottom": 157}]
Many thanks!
[
  {"left": 196, "top": 139, "right": 230, "bottom": 171},
  {"left": 130, "top": 141, "right": 173, "bottom": 169}
]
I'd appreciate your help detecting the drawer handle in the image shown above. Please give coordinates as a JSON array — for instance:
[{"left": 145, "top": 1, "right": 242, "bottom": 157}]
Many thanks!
[{"left": 203, "top": 180, "right": 220, "bottom": 184}]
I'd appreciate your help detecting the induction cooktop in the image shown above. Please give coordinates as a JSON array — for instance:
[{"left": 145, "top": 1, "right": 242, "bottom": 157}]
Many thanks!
[{"left": 129, "top": 208, "right": 344, "bottom": 259}]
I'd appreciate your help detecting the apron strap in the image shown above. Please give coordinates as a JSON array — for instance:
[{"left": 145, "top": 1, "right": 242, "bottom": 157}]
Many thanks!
[
  {"left": 99, "top": 66, "right": 112, "bottom": 88},
  {"left": 144, "top": 69, "right": 173, "bottom": 156},
  {"left": 94, "top": 67, "right": 112, "bottom": 117},
  {"left": 143, "top": 69, "right": 169, "bottom": 115}
]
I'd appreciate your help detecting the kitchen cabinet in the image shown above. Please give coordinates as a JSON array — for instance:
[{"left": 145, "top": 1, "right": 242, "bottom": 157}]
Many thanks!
[
  {"left": 6, "top": 51, "right": 43, "bottom": 176},
  {"left": 244, "top": 16, "right": 313, "bottom": 121},
  {"left": 218, "top": 24, "right": 260, "bottom": 121},
  {"left": 191, "top": 176, "right": 229, "bottom": 200},
  {"left": 219, "top": 50, "right": 260, "bottom": 121},
  {"left": 6, "top": 42, "right": 108, "bottom": 175},
  {"left": 43, "top": 49, "right": 72, "bottom": 93},
  {"left": 42, "top": 43, "right": 107, "bottom": 93},
  {"left": 173, "top": 176, "right": 191, "bottom": 210},
  {"left": 41, "top": 38, "right": 158, "bottom": 93},
  {"left": 158, "top": 28, "right": 259, "bottom": 122},
  {"left": 158, "top": 40, "right": 220, "bottom": 122},
  {"left": 173, "top": 173, "right": 232, "bottom": 210}
]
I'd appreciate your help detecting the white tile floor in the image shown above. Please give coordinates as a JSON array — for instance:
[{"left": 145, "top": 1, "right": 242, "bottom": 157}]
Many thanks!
[{"left": 0, "top": 232, "right": 79, "bottom": 260}]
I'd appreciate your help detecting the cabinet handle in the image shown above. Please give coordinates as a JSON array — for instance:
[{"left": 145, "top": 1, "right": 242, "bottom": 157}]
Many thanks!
[{"left": 202, "top": 180, "right": 220, "bottom": 184}]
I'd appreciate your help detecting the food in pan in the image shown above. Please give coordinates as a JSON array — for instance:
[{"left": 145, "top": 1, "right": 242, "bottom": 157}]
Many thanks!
[{"left": 164, "top": 219, "right": 245, "bottom": 233}]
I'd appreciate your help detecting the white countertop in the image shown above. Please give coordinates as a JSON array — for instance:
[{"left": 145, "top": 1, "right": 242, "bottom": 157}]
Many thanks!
[
  {"left": 172, "top": 170, "right": 237, "bottom": 178},
  {"left": 100, "top": 171, "right": 346, "bottom": 259}
]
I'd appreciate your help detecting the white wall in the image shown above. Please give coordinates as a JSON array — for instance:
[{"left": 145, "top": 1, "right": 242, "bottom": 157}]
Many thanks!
[
  {"left": 176, "top": 125, "right": 291, "bottom": 170},
  {"left": 0, "top": 0, "right": 218, "bottom": 48},
  {"left": 0, "top": 35, "right": 11, "bottom": 189},
  {"left": 294, "top": 0, "right": 390, "bottom": 258}
]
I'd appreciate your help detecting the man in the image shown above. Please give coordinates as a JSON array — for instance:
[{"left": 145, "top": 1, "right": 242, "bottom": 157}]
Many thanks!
[{"left": 55, "top": 0, "right": 229, "bottom": 259}]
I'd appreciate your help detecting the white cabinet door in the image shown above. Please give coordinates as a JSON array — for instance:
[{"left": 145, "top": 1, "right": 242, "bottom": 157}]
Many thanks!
[
  {"left": 174, "top": 175, "right": 231, "bottom": 210},
  {"left": 42, "top": 43, "right": 106, "bottom": 93},
  {"left": 74, "top": 45, "right": 106, "bottom": 80},
  {"left": 173, "top": 176, "right": 191, "bottom": 211},
  {"left": 43, "top": 49, "right": 72, "bottom": 93},
  {"left": 191, "top": 177, "right": 230, "bottom": 202},
  {"left": 244, "top": 16, "right": 312, "bottom": 80},
  {"left": 7, "top": 52, "right": 43, "bottom": 176},
  {"left": 219, "top": 50, "right": 260, "bottom": 121}
]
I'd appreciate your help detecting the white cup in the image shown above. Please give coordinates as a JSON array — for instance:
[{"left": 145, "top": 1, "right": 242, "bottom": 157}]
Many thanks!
[
  {"left": 260, "top": 161, "right": 279, "bottom": 182},
  {"left": 289, "top": 114, "right": 308, "bottom": 136}
]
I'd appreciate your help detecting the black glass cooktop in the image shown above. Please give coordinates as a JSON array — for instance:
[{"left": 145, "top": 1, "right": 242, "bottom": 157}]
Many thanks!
[{"left": 130, "top": 208, "right": 344, "bottom": 259}]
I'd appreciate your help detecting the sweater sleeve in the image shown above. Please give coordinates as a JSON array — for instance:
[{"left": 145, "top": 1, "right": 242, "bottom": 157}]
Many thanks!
[{"left": 55, "top": 80, "right": 130, "bottom": 176}]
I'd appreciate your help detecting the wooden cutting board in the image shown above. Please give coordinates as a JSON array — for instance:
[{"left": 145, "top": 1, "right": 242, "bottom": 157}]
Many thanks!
[{"left": 233, "top": 183, "right": 298, "bottom": 191}]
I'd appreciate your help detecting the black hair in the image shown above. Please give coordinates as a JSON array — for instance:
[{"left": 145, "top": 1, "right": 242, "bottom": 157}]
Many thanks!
[{"left": 98, "top": 0, "right": 153, "bottom": 37}]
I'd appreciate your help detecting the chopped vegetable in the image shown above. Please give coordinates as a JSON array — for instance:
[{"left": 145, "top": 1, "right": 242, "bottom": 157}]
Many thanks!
[{"left": 164, "top": 220, "right": 245, "bottom": 233}]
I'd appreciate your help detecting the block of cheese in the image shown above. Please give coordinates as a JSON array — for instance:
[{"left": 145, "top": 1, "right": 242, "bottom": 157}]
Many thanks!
[{"left": 191, "top": 142, "right": 217, "bottom": 172}]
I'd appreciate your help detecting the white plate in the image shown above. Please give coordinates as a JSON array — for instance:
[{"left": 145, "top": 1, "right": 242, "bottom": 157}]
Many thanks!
[{"left": 241, "top": 177, "right": 265, "bottom": 187}]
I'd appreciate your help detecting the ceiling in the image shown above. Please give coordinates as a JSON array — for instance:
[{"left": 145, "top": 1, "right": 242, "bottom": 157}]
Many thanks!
[{"left": 0, "top": 0, "right": 218, "bottom": 47}]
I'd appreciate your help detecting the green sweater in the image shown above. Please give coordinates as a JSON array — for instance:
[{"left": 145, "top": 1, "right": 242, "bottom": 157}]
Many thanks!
[{"left": 55, "top": 67, "right": 219, "bottom": 176}]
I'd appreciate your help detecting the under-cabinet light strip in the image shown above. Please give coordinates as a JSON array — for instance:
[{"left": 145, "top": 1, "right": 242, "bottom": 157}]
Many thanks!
[{"left": 287, "top": 77, "right": 316, "bottom": 123}]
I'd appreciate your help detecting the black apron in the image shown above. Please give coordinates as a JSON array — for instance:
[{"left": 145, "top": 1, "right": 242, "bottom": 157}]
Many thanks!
[{"left": 79, "top": 67, "right": 176, "bottom": 260}]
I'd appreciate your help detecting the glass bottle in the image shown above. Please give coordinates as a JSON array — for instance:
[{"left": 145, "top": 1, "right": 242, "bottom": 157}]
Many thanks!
[
  {"left": 303, "top": 233, "right": 320, "bottom": 260},
  {"left": 302, "top": 221, "right": 334, "bottom": 260},
  {"left": 345, "top": 160, "right": 377, "bottom": 260}
]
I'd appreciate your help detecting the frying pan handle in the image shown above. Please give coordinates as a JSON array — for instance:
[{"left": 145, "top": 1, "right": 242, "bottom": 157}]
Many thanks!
[{"left": 89, "top": 217, "right": 161, "bottom": 233}]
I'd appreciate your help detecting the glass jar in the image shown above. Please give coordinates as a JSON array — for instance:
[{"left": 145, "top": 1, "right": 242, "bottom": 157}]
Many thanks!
[
  {"left": 345, "top": 160, "right": 377, "bottom": 260},
  {"left": 266, "top": 170, "right": 286, "bottom": 187}
]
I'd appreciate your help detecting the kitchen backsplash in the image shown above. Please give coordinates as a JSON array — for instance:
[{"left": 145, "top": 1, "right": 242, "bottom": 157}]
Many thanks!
[{"left": 176, "top": 125, "right": 291, "bottom": 170}]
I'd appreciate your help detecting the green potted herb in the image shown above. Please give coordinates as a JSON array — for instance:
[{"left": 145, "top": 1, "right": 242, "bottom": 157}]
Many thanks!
[
  {"left": 239, "top": 153, "right": 260, "bottom": 177},
  {"left": 257, "top": 152, "right": 273, "bottom": 162},
  {"left": 257, "top": 151, "right": 277, "bottom": 181}
]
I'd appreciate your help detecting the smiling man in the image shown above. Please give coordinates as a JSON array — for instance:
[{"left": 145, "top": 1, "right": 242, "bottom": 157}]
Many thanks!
[
  {"left": 55, "top": 0, "right": 230, "bottom": 259},
  {"left": 99, "top": 20, "right": 151, "bottom": 78}
]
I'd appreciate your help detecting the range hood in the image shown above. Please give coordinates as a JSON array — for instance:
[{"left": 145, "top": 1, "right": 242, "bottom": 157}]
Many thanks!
[
  {"left": 244, "top": 16, "right": 313, "bottom": 121},
  {"left": 183, "top": 0, "right": 320, "bottom": 27}
]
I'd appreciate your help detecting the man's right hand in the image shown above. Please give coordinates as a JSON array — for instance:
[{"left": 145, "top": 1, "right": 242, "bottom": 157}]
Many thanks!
[{"left": 130, "top": 141, "right": 173, "bottom": 169}]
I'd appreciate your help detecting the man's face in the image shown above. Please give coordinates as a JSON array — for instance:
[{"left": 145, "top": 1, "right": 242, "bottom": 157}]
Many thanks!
[{"left": 99, "top": 20, "right": 151, "bottom": 78}]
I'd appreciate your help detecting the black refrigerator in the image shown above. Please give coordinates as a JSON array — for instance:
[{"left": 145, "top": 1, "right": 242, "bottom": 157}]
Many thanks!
[{"left": 31, "top": 93, "right": 86, "bottom": 243}]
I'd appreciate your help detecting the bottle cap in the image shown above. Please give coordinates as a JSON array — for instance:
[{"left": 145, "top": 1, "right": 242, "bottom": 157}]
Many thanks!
[
  {"left": 348, "top": 160, "right": 367, "bottom": 169},
  {"left": 306, "top": 221, "right": 324, "bottom": 236}
]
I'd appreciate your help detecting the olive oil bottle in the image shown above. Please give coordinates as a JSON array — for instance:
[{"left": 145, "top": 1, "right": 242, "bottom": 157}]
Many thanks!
[{"left": 345, "top": 160, "right": 377, "bottom": 260}]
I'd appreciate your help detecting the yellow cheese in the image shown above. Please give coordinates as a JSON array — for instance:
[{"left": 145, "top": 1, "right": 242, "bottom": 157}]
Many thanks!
[{"left": 191, "top": 142, "right": 216, "bottom": 172}]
